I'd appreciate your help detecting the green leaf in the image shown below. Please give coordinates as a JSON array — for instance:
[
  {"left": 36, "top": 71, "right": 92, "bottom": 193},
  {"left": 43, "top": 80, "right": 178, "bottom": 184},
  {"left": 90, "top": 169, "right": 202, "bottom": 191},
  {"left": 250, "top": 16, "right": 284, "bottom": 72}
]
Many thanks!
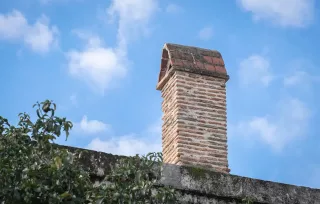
[
  {"left": 42, "top": 103, "right": 50, "bottom": 113},
  {"left": 55, "top": 125, "right": 61, "bottom": 136},
  {"left": 60, "top": 192, "right": 72, "bottom": 199},
  {"left": 44, "top": 135, "right": 56, "bottom": 141},
  {"left": 95, "top": 198, "right": 104, "bottom": 204},
  {"left": 54, "top": 156, "right": 62, "bottom": 169},
  {"left": 36, "top": 109, "right": 41, "bottom": 118},
  {"left": 51, "top": 109, "right": 55, "bottom": 117}
]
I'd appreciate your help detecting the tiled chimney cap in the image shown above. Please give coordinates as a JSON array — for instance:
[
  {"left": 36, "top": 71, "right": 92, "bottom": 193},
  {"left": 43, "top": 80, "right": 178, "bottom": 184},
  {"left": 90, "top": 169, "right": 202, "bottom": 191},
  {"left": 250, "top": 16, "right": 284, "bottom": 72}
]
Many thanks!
[{"left": 157, "top": 43, "right": 229, "bottom": 90}]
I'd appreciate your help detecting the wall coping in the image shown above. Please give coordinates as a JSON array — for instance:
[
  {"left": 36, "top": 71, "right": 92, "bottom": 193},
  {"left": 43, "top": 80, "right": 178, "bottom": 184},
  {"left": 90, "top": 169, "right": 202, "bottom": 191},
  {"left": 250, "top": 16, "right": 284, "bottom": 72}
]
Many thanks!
[
  {"left": 160, "top": 164, "right": 320, "bottom": 204},
  {"left": 62, "top": 145, "right": 320, "bottom": 204}
]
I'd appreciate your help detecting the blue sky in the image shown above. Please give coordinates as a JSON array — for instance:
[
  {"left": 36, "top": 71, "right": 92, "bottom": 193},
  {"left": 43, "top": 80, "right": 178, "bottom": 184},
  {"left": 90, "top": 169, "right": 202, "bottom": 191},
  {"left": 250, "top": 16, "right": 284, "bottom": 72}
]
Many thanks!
[{"left": 1, "top": 0, "right": 320, "bottom": 188}]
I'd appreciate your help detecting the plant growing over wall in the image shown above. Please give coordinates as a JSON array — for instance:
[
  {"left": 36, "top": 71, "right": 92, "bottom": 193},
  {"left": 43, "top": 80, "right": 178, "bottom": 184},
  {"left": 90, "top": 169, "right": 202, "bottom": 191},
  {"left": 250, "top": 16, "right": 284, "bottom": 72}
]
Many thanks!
[
  {"left": 0, "top": 100, "right": 176, "bottom": 203},
  {"left": 242, "top": 197, "right": 254, "bottom": 204}
]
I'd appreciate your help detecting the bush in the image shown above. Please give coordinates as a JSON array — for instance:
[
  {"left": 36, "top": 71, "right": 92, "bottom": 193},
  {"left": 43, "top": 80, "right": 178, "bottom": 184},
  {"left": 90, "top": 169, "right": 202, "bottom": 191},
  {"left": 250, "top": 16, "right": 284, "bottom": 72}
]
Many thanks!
[{"left": 0, "top": 100, "right": 176, "bottom": 203}]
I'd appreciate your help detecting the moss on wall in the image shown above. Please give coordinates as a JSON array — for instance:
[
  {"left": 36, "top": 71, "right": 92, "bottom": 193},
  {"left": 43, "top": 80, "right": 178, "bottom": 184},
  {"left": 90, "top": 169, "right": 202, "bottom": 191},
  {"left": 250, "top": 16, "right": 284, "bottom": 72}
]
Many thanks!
[{"left": 185, "top": 166, "right": 209, "bottom": 180}]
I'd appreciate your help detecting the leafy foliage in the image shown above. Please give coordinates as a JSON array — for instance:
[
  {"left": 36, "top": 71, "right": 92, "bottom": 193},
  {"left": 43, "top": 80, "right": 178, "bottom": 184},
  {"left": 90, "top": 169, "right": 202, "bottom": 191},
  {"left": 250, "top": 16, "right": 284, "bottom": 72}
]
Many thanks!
[
  {"left": 0, "top": 100, "right": 176, "bottom": 203},
  {"left": 90, "top": 153, "right": 176, "bottom": 203},
  {"left": 242, "top": 197, "right": 254, "bottom": 204}
]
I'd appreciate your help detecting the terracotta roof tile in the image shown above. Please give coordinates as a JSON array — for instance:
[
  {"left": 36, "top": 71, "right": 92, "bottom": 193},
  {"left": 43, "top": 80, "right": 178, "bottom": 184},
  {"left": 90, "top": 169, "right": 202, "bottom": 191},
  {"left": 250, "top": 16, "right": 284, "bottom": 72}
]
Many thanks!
[{"left": 158, "top": 43, "right": 228, "bottom": 83}]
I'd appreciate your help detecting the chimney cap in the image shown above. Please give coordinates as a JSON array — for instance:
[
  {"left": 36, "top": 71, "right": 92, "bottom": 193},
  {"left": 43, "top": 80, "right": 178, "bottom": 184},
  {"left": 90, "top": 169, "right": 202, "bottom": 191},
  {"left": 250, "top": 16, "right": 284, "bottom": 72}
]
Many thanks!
[{"left": 157, "top": 43, "right": 229, "bottom": 90}]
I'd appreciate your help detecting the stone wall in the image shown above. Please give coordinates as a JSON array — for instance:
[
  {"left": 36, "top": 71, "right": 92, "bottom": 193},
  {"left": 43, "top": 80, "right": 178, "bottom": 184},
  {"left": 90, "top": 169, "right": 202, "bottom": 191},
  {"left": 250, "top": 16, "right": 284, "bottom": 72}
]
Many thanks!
[
  {"left": 161, "top": 164, "right": 320, "bottom": 204},
  {"left": 68, "top": 146, "right": 320, "bottom": 204}
]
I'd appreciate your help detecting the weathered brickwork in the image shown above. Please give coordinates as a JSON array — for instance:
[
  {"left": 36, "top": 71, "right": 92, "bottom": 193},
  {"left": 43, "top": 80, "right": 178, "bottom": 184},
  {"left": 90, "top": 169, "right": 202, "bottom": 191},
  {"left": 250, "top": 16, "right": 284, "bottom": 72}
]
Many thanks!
[
  {"left": 157, "top": 43, "right": 230, "bottom": 173},
  {"left": 161, "top": 70, "right": 229, "bottom": 173}
]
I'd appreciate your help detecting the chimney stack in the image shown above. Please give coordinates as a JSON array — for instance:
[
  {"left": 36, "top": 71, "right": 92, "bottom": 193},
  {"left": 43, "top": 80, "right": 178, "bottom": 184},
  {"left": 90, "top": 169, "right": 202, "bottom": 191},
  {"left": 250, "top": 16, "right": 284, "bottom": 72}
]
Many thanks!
[{"left": 157, "top": 43, "right": 230, "bottom": 173}]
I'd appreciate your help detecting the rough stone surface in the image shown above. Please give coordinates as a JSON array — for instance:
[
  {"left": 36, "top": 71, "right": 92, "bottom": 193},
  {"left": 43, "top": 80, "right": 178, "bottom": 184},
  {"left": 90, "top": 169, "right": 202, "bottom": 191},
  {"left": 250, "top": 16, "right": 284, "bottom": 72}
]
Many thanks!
[
  {"left": 160, "top": 164, "right": 320, "bottom": 204},
  {"left": 157, "top": 43, "right": 230, "bottom": 173},
  {"left": 60, "top": 145, "right": 125, "bottom": 180},
  {"left": 64, "top": 146, "right": 320, "bottom": 204}
]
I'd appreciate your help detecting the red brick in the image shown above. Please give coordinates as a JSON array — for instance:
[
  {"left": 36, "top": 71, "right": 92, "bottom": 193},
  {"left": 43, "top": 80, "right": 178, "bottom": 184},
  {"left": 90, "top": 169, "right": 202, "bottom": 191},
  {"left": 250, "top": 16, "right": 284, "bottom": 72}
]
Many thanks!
[
  {"left": 171, "top": 58, "right": 183, "bottom": 66},
  {"left": 215, "top": 66, "right": 227, "bottom": 74},
  {"left": 195, "top": 61, "right": 204, "bottom": 69},
  {"left": 204, "top": 63, "right": 216, "bottom": 72},
  {"left": 212, "top": 57, "right": 225, "bottom": 66},
  {"left": 203, "top": 56, "right": 213, "bottom": 64}
]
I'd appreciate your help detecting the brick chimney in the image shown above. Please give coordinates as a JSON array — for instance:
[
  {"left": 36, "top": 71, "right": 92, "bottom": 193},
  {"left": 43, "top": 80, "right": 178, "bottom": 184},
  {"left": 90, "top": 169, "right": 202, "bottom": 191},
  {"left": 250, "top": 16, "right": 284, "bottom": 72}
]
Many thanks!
[{"left": 156, "top": 43, "right": 230, "bottom": 173}]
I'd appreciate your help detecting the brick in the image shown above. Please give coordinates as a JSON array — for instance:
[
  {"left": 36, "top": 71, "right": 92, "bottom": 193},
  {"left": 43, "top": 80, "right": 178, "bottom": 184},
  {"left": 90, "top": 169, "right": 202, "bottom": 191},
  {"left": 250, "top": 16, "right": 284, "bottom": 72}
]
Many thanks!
[
  {"left": 195, "top": 61, "right": 204, "bottom": 69},
  {"left": 215, "top": 66, "right": 227, "bottom": 74},
  {"left": 203, "top": 56, "right": 213, "bottom": 64},
  {"left": 204, "top": 63, "right": 216, "bottom": 72},
  {"left": 158, "top": 44, "right": 229, "bottom": 173},
  {"left": 212, "top": 57, "right": 225, "bottom": 66},
  {"left": 170, "top": 58, "right": 184, "bottom": 67}
]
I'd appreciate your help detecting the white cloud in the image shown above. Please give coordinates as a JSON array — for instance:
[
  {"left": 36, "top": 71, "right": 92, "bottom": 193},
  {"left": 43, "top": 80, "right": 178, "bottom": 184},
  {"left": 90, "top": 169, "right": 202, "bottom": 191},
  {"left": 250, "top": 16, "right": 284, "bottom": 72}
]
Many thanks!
[
  {"left": 284, "top": 71, "right": 309, "bottom": 87},
  {"left": 87, "top": 135, "right": 161, "bottom": 156},
  {"left": 238, "top": 54, "right": 273, "bottom": 87},
  {"left": 107, "top": 0, "right": 158, "bottom": 48},
  {"left": 23, "top": 16, "right": 59, "bottom": 53},
  {"left": 0, "top": 10, "right": 58, "bottom": 53},
  {"left": 165, "top": 3, "right": 183, "bottom": 14},
  {"left": 284, "top": 70, "right": 320, "bottom": 87},
  {"left": 74, "top": 115, "right": 109, "bottom": 135},
  {"left": 237, "top": 98, "right": 310, "bottom": 151},
  {"left": 238, "top": 0, "right": 314, "bottom": 27},
  {"left": 66, "top": 36, "right": 127, "bottom": 94},
  {"left": 87, "top": 118, "right": 162, "bottom": 156},
  {"left": 0, "top": 10, "right": 27, "bottom": 39},
  {"left": 198, "top": 26, "right": 213, "bottom": 41},
  {"left": 67, "top": 0, "right": 157, "bottom": 94},
  {"left": 282, "top": 59, "right": 320, "bottom": 90}
]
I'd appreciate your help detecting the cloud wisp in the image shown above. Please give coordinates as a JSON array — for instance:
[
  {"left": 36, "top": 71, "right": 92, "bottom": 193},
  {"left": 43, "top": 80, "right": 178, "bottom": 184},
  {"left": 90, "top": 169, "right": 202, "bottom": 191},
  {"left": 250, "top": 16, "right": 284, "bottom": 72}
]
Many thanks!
[
  {"left": 198, "top": 26, "right": 214, "bottom": 41},
  {"left": 87, "top": 118, "right": 162, "bottom": 156},
  {"left": 238, "top": 54, "right": 273, "bottom": 87},
  {"left": 238, "top": 0, "right": 315, "bottom": 27},
  {"left": 73, "top": 115, "right": 110, "bottom": 135},
  {"left": 236, "top": 97, "right": 310, "bottom": 151},
  {"left": 0, "top": 10, "right": 59, "bottom": 53},
  {"left": 165, "top": 3, "right": 183, "bottom": 14}
]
